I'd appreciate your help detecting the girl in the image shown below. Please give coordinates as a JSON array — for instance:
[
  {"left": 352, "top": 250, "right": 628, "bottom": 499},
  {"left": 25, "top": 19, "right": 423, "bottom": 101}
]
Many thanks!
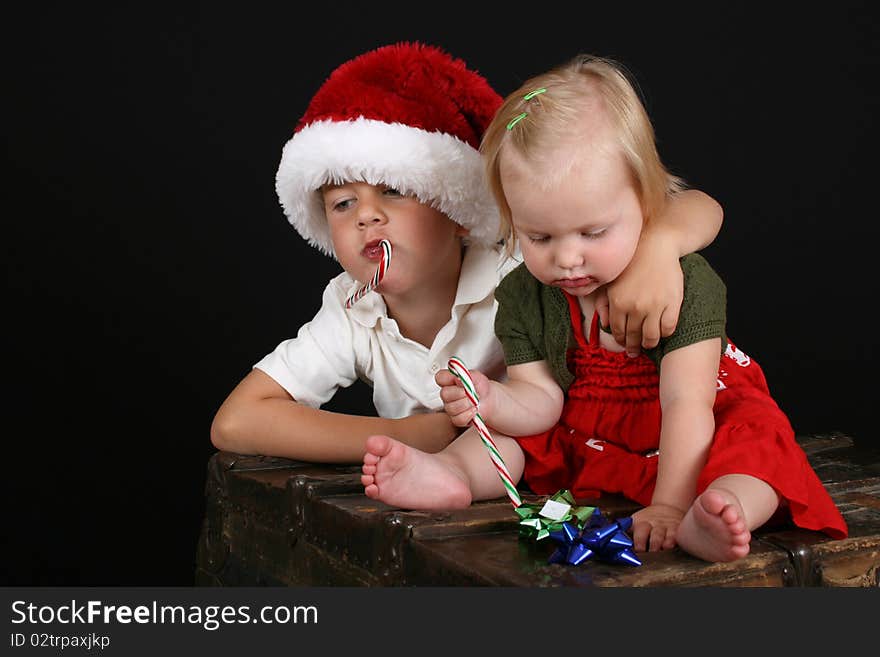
[{"left": 361, "top": 54, "right": 847, "bottom": 562}]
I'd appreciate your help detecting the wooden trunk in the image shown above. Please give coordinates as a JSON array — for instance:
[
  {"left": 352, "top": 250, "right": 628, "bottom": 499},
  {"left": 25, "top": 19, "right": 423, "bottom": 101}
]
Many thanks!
[{"left": 195, "top": 433, "right": 880, "bottom": 587}]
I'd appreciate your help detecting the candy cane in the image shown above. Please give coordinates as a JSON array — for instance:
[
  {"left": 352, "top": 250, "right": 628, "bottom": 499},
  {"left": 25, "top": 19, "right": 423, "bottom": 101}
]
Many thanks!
[
  {"left": 345, "top": 239, "right": 392, "bottom": 309},
  {"left": 447, "top": 357, "right": 522, "bottom": 508}
]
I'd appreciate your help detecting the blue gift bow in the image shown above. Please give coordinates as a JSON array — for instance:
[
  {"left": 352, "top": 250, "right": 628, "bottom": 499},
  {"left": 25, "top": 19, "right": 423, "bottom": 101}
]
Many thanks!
[{"left": 548, "top": 510, "right": 642, "bottom": 567}]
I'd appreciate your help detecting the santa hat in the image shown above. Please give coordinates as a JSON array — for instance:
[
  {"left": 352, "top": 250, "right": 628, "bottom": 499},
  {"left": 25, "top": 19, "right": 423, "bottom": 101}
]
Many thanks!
[{"left": 275, "top": 42, "right": 503, "bottom": 257}]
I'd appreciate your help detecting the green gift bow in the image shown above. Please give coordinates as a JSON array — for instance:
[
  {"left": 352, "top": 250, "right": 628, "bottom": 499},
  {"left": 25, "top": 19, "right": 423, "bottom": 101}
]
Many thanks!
[{"left": 516, "top": 489, "right": 596, "bottom": 541}]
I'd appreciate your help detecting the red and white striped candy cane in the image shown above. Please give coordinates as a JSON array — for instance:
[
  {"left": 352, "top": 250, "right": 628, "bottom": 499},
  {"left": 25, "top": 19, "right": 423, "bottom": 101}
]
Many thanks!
[
  {"left": 447, "top": 357, "right": 522, "bottom": 508},
  {"left": 345, "top": 239, "right": 392, "bottom": 309}
]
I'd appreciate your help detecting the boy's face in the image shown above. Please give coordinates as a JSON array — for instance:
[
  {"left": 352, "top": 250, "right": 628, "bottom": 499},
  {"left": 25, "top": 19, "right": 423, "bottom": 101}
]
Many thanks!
[{"left": 321, "top": 181, "right": 468, "bottom": 298}]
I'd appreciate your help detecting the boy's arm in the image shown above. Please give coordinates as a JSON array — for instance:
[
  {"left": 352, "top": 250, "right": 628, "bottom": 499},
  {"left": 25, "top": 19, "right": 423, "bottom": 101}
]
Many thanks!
[
  {"left": 210, "top": 369, "right": 459, "bottom": 463},
  {"left": 598, "top": 189, "right": 723, "bottom": 356},
  {"left": 630, "top": 338, "right": 720, "bottom": 551},
  {"left": 436, "top": 360, "right": 563, "bottom": 437}
]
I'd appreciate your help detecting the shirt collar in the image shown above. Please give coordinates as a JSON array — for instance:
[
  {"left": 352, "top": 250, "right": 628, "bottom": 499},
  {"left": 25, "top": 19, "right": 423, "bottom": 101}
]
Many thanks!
[
  {"left": 344, "top": 280, "right": 388, "bottom": 329},
  {"left": 453, "top": 244, "right": 509, "bottom": 308},
  {"left": 344, "top": 244, "right": 510, "bottom": 329}
]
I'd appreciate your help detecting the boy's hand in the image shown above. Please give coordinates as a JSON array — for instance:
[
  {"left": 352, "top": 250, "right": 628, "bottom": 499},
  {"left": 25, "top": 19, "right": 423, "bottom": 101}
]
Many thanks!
[
  {"left": 435, "top": 368, "right": 492, "bottom": 427},
  {"left": 631, "top": 503, "right": 684, "bottom": 552},
  {"left": 597, "top": 231, "right": 683, "bottom": 358}
]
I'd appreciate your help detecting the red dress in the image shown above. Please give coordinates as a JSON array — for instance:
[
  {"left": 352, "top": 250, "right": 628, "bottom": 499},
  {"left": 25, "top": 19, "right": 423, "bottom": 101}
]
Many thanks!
[{"left": 514, "top": 292, "right": 847, "bottom": 539}]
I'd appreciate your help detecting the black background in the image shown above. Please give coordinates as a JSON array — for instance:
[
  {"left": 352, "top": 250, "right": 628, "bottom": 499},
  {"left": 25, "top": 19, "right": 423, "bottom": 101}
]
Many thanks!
[{"left": 3, "top": 3, "right": 878, "bottom": 585}]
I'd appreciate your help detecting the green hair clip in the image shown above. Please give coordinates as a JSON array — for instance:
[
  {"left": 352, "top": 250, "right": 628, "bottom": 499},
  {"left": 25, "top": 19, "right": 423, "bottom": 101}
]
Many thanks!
[
  {"left": 506, "top": 112, "right": 528, "bottom": 130},
  {"left": 506, "top": 88, "right": 548, "bottom": 130}
]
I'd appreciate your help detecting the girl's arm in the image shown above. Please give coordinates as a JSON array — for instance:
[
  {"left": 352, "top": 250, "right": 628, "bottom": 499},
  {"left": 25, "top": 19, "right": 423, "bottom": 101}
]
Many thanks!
[
  {"left": 599, "top": 190, "right": 723, "bottom": 356},
  {"left": 631, "top": 337, "right": 722, "bottom": 551},
  {"left": 435, "top": 360, "right": 563, "bottom": 437},
  {"left": 210, "top": 369, "right": 460, "bottom": 462}
]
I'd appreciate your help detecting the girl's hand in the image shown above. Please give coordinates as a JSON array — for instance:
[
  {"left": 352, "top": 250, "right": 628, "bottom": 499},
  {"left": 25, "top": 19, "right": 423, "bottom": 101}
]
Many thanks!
[
  {"left": 434, "top": 368, "right": 492, "bottom": 427},
  {"left": 631, "top": 503, "right": 685, "bottom": 552}
]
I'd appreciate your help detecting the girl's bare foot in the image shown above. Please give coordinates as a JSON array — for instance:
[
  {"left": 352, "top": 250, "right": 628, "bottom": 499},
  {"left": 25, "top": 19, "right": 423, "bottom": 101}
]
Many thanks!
[
  {"left": 361, "top": 434, "right": 472, "bottom": 510},
  {"left": 677, "top": 488, "right": 752, "bottom": 562}
]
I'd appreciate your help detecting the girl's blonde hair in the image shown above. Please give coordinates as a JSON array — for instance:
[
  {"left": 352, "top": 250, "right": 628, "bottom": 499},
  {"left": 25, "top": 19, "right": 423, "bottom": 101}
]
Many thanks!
[{"left": 481, "top": 55, "right": 686, "bottom": 253}]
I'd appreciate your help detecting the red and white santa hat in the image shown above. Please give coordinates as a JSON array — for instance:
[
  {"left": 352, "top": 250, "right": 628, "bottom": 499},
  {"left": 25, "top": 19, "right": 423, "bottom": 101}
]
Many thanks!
[{"left": 275, "top": 42, "right": 503, "bottom": 257}]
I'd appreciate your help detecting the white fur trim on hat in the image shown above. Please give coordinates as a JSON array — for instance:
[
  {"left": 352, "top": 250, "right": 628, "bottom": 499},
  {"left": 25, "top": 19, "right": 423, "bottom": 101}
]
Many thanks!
[{"left": 275, "top": 117, "right": 500, "bottom": 257}]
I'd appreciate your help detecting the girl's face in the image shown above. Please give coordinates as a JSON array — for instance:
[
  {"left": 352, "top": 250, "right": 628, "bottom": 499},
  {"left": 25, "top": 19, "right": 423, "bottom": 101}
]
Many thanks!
[
  {"left": 322, "top": 181, "right": 467, "bottom": 298},
  {"left": 500, "top": 144, "right": 644, "bottom": 298}
]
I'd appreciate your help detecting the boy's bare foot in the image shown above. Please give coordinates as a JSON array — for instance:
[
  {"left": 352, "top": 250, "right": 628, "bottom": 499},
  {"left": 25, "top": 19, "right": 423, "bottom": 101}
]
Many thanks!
[
  {"left": 677, "top": 488, "right": 752, "bottom": 562},
  {"left": 361, "top": 434, "right": 472, "bottom": 510}
]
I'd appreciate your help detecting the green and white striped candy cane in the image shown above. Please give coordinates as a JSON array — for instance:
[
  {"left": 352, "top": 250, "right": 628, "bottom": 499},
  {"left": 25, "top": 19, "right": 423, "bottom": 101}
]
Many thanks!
[
  {"left": 345, "top": 239, "right": 392, "bottom": 309},
  {"left": 447, "top": 356, "right": 522, "bottom": 508}
]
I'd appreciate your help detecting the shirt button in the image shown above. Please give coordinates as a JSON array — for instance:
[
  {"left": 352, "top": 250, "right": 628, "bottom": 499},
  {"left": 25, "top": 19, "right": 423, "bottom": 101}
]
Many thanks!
[{"left": 430, "top": 363, "right": 439, "bottom": 373}]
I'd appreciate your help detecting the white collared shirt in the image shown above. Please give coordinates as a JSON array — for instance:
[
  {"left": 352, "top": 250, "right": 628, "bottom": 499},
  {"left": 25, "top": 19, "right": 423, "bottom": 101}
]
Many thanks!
[{"left": 254, "top": 245, "right": 519, "bottom": 419}]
